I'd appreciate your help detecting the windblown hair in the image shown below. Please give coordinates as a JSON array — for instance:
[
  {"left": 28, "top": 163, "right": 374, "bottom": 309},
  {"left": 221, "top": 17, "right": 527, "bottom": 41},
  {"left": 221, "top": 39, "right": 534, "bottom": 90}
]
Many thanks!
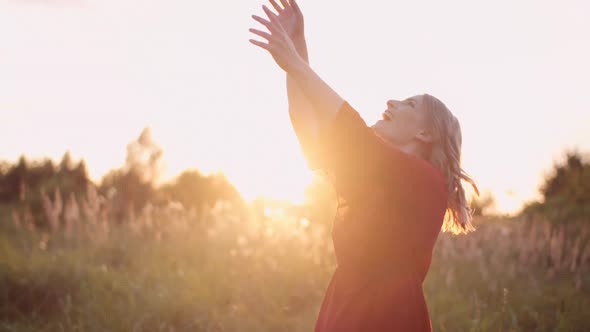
[{"left": 421, "top": 94, "right": 479, "bottom": 235}]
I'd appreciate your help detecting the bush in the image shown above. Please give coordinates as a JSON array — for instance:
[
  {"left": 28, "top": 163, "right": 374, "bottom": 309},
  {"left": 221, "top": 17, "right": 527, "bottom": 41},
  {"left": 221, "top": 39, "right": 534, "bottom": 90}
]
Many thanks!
[{"left": 523, "top": 150, "right": 590, "bottom": 223}]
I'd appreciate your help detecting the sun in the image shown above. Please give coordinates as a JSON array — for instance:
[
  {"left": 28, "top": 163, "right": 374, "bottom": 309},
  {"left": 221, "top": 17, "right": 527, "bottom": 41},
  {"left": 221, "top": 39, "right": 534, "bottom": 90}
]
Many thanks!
[{"left": 234, "top": 168, "right": 315, "bottom": 206}]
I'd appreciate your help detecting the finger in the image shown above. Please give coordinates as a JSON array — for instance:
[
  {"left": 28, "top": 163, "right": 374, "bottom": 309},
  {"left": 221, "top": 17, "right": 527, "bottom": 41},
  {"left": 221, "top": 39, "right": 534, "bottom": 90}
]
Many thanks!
[
  {"left": 262, "top": 5, "right": 285, "bottom": 32},
  {"left": 249, "top": 39, "right": 271, "bottom": 51},
  {"left": 262, "top": 5, "right": 278, "bottom": 23},
  {"left": 269, "top": 0, "right": 283, "bottom": 12},
  {"left": 251, "top": 14, "right": 275, "bottom": 32},
  {"left": 279, "top": 0, "right": 290, "bottom": 10},
  {"left": 249, "top": 28, "right": 273, "bottom": 42},
  {"left": 291, "top": 0, "right": 302, "bottom": 15}
]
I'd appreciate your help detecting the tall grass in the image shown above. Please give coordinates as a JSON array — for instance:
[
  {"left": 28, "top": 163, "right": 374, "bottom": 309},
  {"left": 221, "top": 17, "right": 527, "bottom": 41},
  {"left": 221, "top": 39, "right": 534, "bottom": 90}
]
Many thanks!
[{"left": 1, "top": 187, "right": 589, "bottom": 331}]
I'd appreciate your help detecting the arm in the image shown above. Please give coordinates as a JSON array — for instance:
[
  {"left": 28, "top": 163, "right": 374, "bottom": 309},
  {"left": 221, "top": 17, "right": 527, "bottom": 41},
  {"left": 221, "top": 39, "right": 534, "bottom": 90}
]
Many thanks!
[
  {"left": 287, "top": 51, "right": 344, "bottom": 137},
  {"left": 286, "top": 35, "right": 317, "bottom": 150},
  {"left": 250, "top": 3, "right": 346, "bottom": 164},
  {"left": 274, "top": 0, "right": 339, "bottom": 156},
  {"left": 250, "top": 2, "right": 344, "bottom": 147}
]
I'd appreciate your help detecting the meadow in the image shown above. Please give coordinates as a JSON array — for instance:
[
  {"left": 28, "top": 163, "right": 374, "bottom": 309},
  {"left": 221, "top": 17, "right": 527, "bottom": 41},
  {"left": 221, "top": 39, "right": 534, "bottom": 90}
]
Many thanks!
[{"left": 1, "top": 192, "right": 589, "bottom": 332}]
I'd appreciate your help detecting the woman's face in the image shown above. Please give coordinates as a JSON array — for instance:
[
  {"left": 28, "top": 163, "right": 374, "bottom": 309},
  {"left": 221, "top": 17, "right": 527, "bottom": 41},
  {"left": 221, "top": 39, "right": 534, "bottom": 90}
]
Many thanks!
[{"left": 371, "top": 94, "right": 430, "bottom": 146}]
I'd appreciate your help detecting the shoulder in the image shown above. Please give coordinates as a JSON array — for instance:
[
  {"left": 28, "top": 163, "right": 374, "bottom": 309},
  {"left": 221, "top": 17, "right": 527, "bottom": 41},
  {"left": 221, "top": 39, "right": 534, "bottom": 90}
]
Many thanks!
[{"left": 374, "top": 136, "right": 448, "bottom": 203}]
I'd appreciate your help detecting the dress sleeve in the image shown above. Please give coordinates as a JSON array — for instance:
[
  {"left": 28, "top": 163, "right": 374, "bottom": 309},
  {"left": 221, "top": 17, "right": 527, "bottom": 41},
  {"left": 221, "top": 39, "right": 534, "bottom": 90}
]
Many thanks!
[
  {"left": 301, "top": 101, "right": 446, "bottom": 205},
  {"left": 301, "top": 101, "right": 392, "bottom": 201}
]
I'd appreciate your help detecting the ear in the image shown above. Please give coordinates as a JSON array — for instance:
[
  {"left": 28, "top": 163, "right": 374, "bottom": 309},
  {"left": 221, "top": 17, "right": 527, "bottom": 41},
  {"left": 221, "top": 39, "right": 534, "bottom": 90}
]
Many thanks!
[{"left": 415, "top": 129, "right": 433, "bottom": 144}]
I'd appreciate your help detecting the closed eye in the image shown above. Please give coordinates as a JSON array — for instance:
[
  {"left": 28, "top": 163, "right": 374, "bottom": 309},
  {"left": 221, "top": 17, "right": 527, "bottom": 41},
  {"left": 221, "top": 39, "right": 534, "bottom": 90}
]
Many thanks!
[{"left": 405, "top": 99, "right": 415, "bottom": 108}]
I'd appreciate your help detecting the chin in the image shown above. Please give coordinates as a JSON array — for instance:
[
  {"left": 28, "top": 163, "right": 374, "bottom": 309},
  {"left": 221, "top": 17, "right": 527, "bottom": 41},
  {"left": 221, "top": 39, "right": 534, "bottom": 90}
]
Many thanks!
[
  {"left": 371, "top": 120, "right": 385, "bottom": 130},
  {"left": 372, "top": 128, "right": 387, "bottom": 141}
]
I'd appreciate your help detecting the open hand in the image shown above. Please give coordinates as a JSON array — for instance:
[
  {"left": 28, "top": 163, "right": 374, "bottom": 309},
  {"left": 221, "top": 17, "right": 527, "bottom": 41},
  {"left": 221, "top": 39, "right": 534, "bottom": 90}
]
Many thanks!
[
  {"left": 268, "top": 0, "right": 304, "bottom": 40},
  {"left": 249, "top": 5, "right": 304, "bottom": 74}
]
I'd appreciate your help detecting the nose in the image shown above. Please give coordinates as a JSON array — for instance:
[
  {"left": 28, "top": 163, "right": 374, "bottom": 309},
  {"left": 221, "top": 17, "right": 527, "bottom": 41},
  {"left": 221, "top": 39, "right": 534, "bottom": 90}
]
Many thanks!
[{"left": 387, "top": 100, "right": 397, "bottom": 109}]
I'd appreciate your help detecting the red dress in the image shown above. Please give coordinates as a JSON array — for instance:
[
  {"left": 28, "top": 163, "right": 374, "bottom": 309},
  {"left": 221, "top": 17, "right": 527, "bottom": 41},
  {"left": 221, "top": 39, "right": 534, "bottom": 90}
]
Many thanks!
[{"left": 302, "top": 101, "right": 449, "bottom": 332}]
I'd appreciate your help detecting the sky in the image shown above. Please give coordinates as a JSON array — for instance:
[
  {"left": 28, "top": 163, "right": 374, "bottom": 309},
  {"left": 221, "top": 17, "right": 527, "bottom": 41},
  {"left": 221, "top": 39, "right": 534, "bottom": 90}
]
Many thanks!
[{"left": 1, "top": 0, "right": 588, "bottom": 214}]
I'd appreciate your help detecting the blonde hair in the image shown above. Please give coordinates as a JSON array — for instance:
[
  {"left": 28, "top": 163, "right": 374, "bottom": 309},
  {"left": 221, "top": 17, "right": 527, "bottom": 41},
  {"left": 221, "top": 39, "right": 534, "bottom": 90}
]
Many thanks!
[{"left": 421, "top": 94, "right": 479, "bottom": 235}]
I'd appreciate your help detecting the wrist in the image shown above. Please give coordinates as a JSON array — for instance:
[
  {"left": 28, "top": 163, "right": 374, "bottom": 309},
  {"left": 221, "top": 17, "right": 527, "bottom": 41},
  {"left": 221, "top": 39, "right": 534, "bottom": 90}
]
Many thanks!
[
  {"left": 292, "top": 34, "right": 309, "bottom": 63},
  {"left": 289, "top": 56, "right": 311, "bottom": 80}
]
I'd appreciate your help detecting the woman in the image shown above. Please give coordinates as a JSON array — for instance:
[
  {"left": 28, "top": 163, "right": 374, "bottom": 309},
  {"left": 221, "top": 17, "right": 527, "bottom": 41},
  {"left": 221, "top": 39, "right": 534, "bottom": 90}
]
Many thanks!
[{"left": 249, "top": 1, "right": 479, "bottom": 331}]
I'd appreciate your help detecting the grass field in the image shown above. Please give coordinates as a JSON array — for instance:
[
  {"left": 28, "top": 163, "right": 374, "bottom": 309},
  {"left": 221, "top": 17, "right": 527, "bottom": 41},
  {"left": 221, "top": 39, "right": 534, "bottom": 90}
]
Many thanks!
[{"left": 1, "top": 202, "right": 589, "bottom": 332}]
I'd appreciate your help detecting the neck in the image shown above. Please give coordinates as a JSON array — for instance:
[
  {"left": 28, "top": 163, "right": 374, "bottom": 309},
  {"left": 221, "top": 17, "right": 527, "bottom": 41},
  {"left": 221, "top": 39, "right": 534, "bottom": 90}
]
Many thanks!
[
  {"left": 398, "top": 142, "right": 429, "bottom": 160},
  {"left": 380, "top": 136, "right": 428, "bottom": 160},
  {"left": 372, "top": 128, "right": 430, "bottom": 160}
]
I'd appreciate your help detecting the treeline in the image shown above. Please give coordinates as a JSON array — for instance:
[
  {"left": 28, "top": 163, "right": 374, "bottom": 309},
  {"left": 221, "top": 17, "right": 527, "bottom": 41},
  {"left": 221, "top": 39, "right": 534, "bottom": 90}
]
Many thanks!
[
  {"left": 522, "top": 150, "right": 590, "bottom": 223},
  {"left": 1, "top": 127, "right": 587, "bottom": 229},
  {"left": 0, "top": 128, "right": 245, "bottom": 229}
]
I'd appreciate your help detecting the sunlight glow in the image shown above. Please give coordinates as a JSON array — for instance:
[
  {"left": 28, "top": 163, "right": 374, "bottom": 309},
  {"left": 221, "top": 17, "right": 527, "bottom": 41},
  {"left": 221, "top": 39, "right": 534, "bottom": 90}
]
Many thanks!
[{"left": 0, "top": 0, "right": 588, "bottom": 213}]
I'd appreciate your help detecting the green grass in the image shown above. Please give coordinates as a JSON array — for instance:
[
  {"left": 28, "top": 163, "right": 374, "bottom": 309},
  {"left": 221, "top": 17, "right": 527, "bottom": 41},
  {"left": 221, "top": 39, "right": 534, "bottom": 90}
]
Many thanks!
[{"left": 1, "top": 214, "right": 589, "bottom": 331}]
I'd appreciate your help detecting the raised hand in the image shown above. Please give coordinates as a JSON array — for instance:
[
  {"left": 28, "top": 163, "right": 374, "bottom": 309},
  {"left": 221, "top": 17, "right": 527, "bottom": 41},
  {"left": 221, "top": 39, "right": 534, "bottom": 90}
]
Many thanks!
[
  {"left": 249, "top": 5, "right": 305, "bottom": 74},
  {"left": 268, "top": 0, "right": 305, "bottom": 40}
]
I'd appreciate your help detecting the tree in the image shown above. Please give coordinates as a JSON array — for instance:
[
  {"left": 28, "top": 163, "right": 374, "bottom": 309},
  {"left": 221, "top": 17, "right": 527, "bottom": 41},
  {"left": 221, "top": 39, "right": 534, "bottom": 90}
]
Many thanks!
[
  {"left": 59, "top": 151, "right": 74, "bottom": 173},
  {"left": 99, "top": 127, "right": 163, "bottom": 221},
  {"left": 160, "top": 169, "right": 209, "bottom": 212},
  {"left": 159, "top": 170, "right": 244, "bottom": 217},
  {"left": 523, "top": 150, "right": 590, "bottom": 223},
  {"left": 71, "top": 160, "right": 89, "bottom": 192},
  {"left": 0, "top": 155, "right": 29, "bottom": 202},
  {"left": 125, "top": 127, "right": 164, "bottom": 185}
]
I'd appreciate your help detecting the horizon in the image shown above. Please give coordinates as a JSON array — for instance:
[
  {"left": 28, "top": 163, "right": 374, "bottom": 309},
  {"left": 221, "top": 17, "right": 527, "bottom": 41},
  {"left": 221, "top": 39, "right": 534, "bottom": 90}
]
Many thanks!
[{"left": 2, "top": 142, "right": 587, "bottom": 215}]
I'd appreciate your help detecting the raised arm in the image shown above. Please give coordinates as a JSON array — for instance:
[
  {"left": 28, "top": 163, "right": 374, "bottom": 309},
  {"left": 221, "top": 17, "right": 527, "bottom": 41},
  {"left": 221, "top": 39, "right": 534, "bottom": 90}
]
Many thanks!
[
  {"left": 249, "top": 1, "right": 345, "bottom": 146},
  {"left": 267, "top": 0, "right": 318, "bottom": 157},
  {"left": 287, "top": 52, "right": 344, "bottom": 134},
  {"left": 249, "top": 3, "right": 402, "bottom": 201},
  {"left": 263, "top": 0, "right": 340, "bottom": 161},
  {"left": 286, "top": 35, "right": 318, "bottom": 155}
]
